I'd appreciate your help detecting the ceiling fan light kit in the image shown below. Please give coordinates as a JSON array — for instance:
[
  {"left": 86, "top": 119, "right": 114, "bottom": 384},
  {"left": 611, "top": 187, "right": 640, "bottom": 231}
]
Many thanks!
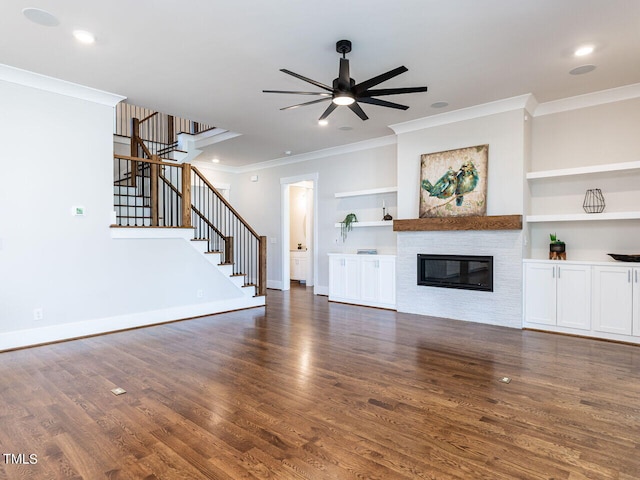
[{"left": 263, "top": 39, "right": 428, "bottom": 121}]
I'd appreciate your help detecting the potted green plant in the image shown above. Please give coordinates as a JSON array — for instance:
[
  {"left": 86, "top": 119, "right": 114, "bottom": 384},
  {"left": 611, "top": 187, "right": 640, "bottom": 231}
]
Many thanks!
[
  {"left": 549, "top": 233, "right": 566, "bottom": 259},
  {"left": 340, "top": 213, "right": 358, "bottom": 242}
]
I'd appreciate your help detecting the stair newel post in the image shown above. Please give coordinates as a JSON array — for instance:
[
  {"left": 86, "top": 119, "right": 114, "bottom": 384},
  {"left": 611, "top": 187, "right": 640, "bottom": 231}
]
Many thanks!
[
  {"left": 130, "top": 118, "right": 140, "bottom": 188},
  {"left": 167, "top": 115, "right": 174, "bottom": 145},
  {"left": 181, "top": 163, "right": 192, "bottom": 228},
  {"left": 224, "top": 237, "right": 234, "bottom": 265},
  {"left": 150, "top": 156, "right": 159, "bottom": 227},
  {"left": 258, "top": 236, "right": 267, "bottom": 296}
]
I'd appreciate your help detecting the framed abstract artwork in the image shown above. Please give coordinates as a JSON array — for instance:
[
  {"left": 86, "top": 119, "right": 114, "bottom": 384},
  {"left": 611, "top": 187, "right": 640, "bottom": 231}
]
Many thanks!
[{"left": 419, "top": 144, "right": 489, "bottom": 218}]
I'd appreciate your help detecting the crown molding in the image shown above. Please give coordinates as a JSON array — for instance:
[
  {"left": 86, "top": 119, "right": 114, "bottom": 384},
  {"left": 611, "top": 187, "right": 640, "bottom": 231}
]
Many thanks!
[
  {"left": 533, "top": 83, "right": 640, "bottom": 117},
  {"left": 389, "top": 94, "right": 536, "bottom": 135},
  {"left": 0, "top": 64, "right": 125, "bottom": 107},
  {"left": 209, "top": 135, "right": 397, "bottom": 174}
]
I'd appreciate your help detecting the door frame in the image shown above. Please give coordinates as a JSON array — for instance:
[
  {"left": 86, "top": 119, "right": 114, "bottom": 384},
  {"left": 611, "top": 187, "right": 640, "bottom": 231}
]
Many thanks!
[{"left": 280, "top": 173, "right": 319, "bottom": 292}]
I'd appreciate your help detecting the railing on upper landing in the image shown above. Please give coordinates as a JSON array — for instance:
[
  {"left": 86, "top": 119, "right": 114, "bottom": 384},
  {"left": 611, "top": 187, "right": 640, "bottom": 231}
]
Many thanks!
[
  {"left": 113, "top": 153, "right": 267, "bottom": 296},
  {"left": 114, "top": 102, "right": 215, "bottom": 157}
]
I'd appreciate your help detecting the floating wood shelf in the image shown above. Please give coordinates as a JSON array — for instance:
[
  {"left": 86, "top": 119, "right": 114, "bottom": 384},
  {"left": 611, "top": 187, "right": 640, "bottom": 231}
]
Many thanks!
[{"left": 393, "top": 215, "right": 522, "bottom": 232}]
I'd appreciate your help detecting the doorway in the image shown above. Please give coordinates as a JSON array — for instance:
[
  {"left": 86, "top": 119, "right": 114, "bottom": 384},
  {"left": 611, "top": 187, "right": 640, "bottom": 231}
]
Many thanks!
[{"left": 281, "top": 173, "right": 318, "bottom": 292}]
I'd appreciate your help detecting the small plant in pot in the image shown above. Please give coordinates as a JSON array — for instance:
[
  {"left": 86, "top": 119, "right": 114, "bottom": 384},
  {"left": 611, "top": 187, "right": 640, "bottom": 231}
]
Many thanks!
[
  {"left": 549, "top": 233, "right": 566, "bottom": 260},
  {"left": 340, "top": 213, "right": 358, "bottom": 242}
]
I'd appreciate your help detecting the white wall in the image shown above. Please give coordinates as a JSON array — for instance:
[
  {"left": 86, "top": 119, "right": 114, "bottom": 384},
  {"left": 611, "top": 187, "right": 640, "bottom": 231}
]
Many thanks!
[
  {"left": 0, "top": 72, "right": 245, "bottom": 350},
  {"left": 529, "top": 97, "right": 640, "bottom": 261},
  {"left": 397, "top": 109, "right": 527, "bottom": 219},
  {"left": 394, "top": 107, "right": 528, "bottom": 327},
  {"left": 223, "top": 142, "right": 398, "bottom": 292}
]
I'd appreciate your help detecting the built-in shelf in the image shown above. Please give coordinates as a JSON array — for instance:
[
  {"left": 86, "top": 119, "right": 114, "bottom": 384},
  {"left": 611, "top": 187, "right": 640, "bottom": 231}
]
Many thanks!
[
  {"left": 393, "top": 215, "right": 522, "bottom": 232},
  {"left": 526, "top": 211, "right": 640, "bottom": 223},
  {"left": 526, "top": 161, "right": 640, "bottom": 180},
  {"left": 334, "top": 220, "right": 394, "bottom": 228},
  {"left": 334, "top": 186, "right": 398, "bottom": 198}
]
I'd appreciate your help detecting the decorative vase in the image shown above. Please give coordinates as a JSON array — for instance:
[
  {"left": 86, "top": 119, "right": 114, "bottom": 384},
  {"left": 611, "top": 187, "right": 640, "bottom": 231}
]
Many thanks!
[{"left": 583, "top": 188, "right": 605, "bottom": 213}]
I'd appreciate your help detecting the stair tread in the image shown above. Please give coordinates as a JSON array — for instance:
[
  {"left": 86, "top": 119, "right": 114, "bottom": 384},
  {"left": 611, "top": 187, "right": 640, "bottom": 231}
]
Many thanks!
[
  {"left": 205, "top": 251, "right": 223, "bottom": 254},
  {"left": 231, "top": 273, "right": 246, "bottom": 277}
]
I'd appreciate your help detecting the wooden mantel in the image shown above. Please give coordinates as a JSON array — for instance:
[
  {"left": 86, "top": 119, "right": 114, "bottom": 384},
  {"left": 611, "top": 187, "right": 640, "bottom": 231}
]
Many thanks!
[{"left": 393, "top": 215, "right": 522, "bottom": 232}]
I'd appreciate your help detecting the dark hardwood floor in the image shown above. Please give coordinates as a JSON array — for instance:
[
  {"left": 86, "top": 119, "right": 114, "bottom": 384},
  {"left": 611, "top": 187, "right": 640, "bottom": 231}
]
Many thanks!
[{"left": 1, "top": 284, "right": 640, "bottom": 479}]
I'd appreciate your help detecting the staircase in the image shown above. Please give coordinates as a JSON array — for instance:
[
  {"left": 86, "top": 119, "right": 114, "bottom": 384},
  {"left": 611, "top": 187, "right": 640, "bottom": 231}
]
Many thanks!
[{"left": 112, "top": 106, "right": 266, "bottom": 300}]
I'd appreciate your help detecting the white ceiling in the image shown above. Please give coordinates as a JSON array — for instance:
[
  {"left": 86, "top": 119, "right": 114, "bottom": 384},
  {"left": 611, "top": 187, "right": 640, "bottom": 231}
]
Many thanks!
[{"left": 2, "top": 1, "right": 639, "bottom": 167}]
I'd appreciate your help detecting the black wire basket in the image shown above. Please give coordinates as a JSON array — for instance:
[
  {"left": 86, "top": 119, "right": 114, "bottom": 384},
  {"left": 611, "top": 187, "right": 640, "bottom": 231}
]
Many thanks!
[{"left": 583, "top": 188, "right": 605, "bottom": 213}]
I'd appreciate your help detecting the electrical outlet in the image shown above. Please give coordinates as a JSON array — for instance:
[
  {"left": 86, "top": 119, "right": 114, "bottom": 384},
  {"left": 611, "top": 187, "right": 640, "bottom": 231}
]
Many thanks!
[
  {"left": 33, "top": 308, "right": 43, "bottom": 321},
  {"left": 196, "top": 289, "right": 204, "bottom": 298},
  {"left": 499, "top": 376, "right": 512, "bottom": 384}
]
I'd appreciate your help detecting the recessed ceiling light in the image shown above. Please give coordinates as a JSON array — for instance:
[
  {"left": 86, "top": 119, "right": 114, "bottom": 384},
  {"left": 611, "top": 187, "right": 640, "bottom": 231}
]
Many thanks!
[
  {"left": 318, "top": 120, "right": 329, "bottom": 126},
  {"left": 574, "top": 45, "right": 594, "bottom": 57},
  {"left": 22, "top": 8, "right": 59, "bottom": 27},
  {"left": 73, "top": 30, "right": 95, "bottom": 44},
  {"left": 431, "top": 101, "right": 449, "bottom": 109},
  {"left": 569, "top": 64, "right": 597, "bottom": 75},
  {"left": 211, "top": 158, "right": 220, "bottom": 163}
]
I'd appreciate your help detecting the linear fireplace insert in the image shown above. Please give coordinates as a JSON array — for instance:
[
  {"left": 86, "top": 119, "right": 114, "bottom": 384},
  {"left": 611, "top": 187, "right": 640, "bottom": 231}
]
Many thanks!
[{"left": 417, "top": 254, "right": 493, "bottom": 292}]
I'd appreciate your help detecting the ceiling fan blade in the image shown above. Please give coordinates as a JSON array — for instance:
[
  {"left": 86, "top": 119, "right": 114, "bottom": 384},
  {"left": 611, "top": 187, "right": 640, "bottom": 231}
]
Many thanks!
[
  {"left": 353, "top": 66, "right": 408, "bottom": 93},
  {"left": 280, "top": 69, "right": 333, "bottom": 92},
  {"left": 263, "top": 90, "right": 332, "bottom": 96},
  {"left": 348, "top": 102, "right": 369, "bottom": 121},
  {"left": 357, "top": 97, "right": 409, "bottom": 110},
  {"left": 281, "top": 97, "right": 331, "bottom": 110},
  {"left": 360, "top": 86, "right": 428, "bottom": 97},
  {"left": 319, "top": 102, "right": 338, "bottom": 121},
  {"left": 338, "top": 58, "right": 350, "bottom": 90}
]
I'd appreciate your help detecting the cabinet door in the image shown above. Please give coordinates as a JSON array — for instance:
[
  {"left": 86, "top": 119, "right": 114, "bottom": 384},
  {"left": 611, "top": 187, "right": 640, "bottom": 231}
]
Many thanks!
[
  {"left": 377, "top": 257, "right": 396, "bottom": 306},
  {"left": 524, "top": 263, "right": 557, "bottom": 326},
  {"left": 556, "top": 264, "right": 591, "bottom": 330},
  {"left": 360, "top": 257, "right": 379, "bottom": 303},
  {"left": 633, "top": 268, "right": 640, "bottom": 337},
  {"left": 329, "top": 256, "right": 360, "bottom": 301},
  {"left": 328, "top": 256, "right": 345, "bottom": 298},
  {"left": 343, "top": 257, "right": 360, "bottom": 300},
  {"left": 592, "top": 266, "right": 633, "bottom": 335}
]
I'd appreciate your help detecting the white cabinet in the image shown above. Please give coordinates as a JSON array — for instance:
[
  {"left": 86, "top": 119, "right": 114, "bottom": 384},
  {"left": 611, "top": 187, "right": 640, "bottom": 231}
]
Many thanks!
[
  {"left": 290, "top": 251, "right": 308, "bottom": 281},
  {"left": 592, "top": 266, "right": 640, "bottom": 336},
  {"left": 524, "top": 261, "right": 591, "bottom": 331},
  {"left": 360, "top": 256, "right": 396, "bottom": 307},
  {"left": 328, "top": 254, "right": 396, "bottom": 309},
  {"left": 328, "top": 255, "right": 360, "bottom": 302}
]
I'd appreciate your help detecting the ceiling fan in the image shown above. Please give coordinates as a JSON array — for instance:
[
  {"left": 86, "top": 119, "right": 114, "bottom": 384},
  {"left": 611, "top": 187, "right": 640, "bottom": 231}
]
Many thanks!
[{"left": 263, "top": 40, "right": 428, "bottom": 121}]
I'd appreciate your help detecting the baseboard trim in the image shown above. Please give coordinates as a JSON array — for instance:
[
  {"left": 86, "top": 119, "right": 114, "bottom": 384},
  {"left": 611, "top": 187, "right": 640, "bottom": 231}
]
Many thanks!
[{"left": 0, "top": 297, "right": 265, "bottom": 352}]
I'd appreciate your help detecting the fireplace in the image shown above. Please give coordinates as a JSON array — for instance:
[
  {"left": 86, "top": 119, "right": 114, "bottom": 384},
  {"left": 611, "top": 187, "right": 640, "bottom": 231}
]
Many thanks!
[{"left": 417, "top": 254, "right": 493, "bottom": 292}]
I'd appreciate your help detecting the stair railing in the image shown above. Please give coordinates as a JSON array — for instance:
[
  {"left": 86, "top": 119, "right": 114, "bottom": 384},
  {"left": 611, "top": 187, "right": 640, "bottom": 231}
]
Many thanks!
[
  {"left": 115, "top": 102, "right": 216, "bottom": 159},
  {"left": 113, "top": 154, "right": 189, "bottom": 227},
  {"left": 191, "top": 167, "right": 267, "bottom": 296},
  {"left": 113, "top": 154, "right": 266, "bottom": 296}
]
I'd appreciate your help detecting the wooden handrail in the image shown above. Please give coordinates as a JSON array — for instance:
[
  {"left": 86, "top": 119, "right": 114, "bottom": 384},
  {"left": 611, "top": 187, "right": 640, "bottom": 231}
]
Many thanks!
[
  {"left": 114, "top": 154, "right": 180, "bottom": 167},
  {"left": 190, "top": 204, "right": 226, "bottom": 240},
  {"left": 191, "top": 166, "right": 260, "bottom": 239},
  {"left": 139, "top": 111, "right": 159, "bottom": 123}
]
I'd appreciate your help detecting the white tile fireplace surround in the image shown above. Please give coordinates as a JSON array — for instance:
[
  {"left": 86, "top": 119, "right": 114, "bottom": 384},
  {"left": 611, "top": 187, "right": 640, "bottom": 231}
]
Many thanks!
[{"left": 396, "top": 230, "right": 524, "bottom": 328}]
